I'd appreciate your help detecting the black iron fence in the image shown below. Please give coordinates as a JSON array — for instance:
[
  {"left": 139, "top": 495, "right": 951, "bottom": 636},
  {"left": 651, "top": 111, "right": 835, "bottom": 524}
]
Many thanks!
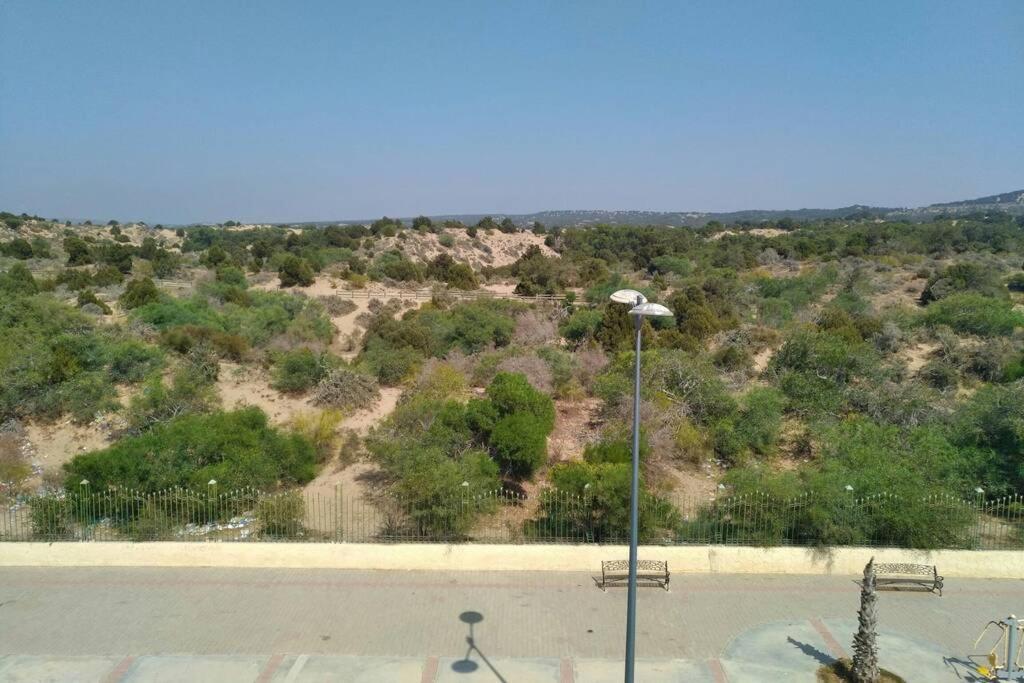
[{"left": 2, "top": 487, "right": 1021, "bottom": 549}]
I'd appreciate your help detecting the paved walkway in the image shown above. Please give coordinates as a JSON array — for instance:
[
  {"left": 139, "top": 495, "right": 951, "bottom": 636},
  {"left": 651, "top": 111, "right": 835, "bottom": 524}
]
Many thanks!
[{"left": 0, "top": 567, "right": 1019, "bottom": 681}]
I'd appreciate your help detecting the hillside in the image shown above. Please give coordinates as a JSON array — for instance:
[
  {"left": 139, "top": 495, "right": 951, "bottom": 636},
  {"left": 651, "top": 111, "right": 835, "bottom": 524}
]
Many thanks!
[{"left": 2, "top": 210, "right": 1024, "bottom": 547}]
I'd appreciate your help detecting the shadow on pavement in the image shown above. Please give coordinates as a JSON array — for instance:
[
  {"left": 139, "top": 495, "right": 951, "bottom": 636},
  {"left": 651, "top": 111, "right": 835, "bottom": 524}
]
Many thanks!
[
  {"left": 943, "top": 655, "right": 988, "bottom": 681},
  {"left": 452, "top": 610, "right": 508, "bottom": 682},
  {"left": 786, "top": 636, "right": 836, "bottom": 666}
]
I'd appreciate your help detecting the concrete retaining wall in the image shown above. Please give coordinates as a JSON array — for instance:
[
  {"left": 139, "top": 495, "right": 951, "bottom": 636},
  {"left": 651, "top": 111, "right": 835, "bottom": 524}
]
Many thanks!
[{"left": 1, "top": 543, "right": 1022, "bottom": 577}]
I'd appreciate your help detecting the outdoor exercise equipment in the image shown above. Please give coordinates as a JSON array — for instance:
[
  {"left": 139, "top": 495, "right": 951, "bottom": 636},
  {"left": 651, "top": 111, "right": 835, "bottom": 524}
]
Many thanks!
[{"left": 972, "top": 616, "right": 1024, "bottom": 681}]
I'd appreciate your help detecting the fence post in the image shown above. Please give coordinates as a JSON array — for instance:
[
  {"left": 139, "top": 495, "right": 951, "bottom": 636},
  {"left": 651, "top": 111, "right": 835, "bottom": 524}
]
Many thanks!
[
  {"left": 336, "top": 483, "right": 343, "bottom": 543},
  {"left": 78, "top": 479, "right": 90, "bottom": 542}
]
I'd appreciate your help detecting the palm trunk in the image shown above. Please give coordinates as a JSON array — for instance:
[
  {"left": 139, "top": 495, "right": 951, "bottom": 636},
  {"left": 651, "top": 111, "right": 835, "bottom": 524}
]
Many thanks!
[{"left": 851, "top": 556, "right": 880, "bottom": 683}]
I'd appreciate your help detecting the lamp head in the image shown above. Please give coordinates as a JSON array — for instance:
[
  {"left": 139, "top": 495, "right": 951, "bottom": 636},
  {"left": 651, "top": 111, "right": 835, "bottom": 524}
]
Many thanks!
[
  {"left": 609, "top": 289, "right": 647, "bottom": 305},
  {"left": 628, "top": 302, "right": 673, "bottom": 318}
]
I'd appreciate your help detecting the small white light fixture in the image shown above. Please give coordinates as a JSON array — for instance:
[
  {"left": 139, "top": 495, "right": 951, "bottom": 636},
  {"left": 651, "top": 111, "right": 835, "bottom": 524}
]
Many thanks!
[
  {"left": 609, "top": 289, "right": 647, "bottom": 305},
  {"left": 629, "top": 302, "right": 673, "bottom": 318},
  {"left": 975, "top": 487, "right": 985, "bottom": 495},
  {"left": 844, "top": 484, "right": 854, "bottom": 492},
  {"left": 461, "top": 481, "right": 469, "bottom": 487},
  {"left": 208, "top": 479, "right": 217, "bottom": 486},
  {"left": 584, "top": 483, "right": 592, "bottom": 489},
  {"left": 80, "top": 479, "right": 89, "bottom": 486}
]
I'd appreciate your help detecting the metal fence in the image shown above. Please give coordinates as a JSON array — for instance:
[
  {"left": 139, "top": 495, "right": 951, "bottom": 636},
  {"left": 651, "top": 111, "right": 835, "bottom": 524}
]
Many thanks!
[
  {"left": 2, "top": 487, "right": 1022, "bottom": 549},
  {"left": 327, "top": 287, "right": 575, "bottom": 304}
]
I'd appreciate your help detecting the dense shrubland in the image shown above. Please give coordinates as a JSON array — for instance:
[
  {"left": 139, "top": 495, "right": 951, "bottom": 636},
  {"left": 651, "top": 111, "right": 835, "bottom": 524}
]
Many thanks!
[{"left": 3, "top": 209, "right": 1024, "bottom": 548}]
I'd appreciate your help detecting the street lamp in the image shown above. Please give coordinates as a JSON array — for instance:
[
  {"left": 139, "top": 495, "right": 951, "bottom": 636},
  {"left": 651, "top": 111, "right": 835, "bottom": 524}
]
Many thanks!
[{"left": 609, "top": 289, "right": 673, "bottom": 683}]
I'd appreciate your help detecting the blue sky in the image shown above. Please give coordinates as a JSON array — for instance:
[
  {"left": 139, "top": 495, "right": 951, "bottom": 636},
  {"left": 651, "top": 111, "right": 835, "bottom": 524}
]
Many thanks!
[{"left": 1, "top": 1, "right": 1021, "bottom": 224}]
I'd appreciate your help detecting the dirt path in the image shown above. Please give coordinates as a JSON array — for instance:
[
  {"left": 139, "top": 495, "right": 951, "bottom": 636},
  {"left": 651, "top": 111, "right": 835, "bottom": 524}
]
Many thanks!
[{"left": 302, "top": 387, "right": 401, "bottom": 536}]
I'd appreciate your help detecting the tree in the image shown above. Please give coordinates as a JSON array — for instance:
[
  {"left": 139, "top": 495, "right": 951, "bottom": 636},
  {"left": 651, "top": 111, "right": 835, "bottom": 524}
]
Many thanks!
[
  {"left": 499, "top": 217, "right": 516, "bottom": 234},
  {"left": 278, "top": 255, "right": 315, "bottom": 287},
  {"left": 851, "top": 557, "right": 879, "bottom": 683},
  {"left": 119, "top": 278, "right": 160, "bottom": 309},
  {"left": 1, "top": 238, "right": 33, "bottom": 259},
  {"left": 412, "top": 215, "right": 434, "bottom": 232},
  {"left": 63, "top": 236, "right": 93, "bottom": 266}
]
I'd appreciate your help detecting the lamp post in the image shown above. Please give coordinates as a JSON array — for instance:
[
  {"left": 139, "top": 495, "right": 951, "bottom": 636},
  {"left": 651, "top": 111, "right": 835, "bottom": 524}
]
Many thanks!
[{"left": 609, "top": 289, "right": 673, "bottom": 683}]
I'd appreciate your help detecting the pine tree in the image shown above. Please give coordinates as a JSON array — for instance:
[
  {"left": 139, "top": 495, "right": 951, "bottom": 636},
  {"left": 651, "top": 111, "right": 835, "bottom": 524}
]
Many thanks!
[{"left": 851, "top": 557, "right": 880, "bottom": 683}]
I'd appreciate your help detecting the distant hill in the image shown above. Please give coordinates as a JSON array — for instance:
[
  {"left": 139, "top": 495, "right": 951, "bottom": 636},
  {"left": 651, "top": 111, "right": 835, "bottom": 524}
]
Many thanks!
[
  {"left": 930, "top": 189, "right": 1024, "bottom": 208},
  {"left": 335, "top": 189, "right": 1023, "bottom": 228}
]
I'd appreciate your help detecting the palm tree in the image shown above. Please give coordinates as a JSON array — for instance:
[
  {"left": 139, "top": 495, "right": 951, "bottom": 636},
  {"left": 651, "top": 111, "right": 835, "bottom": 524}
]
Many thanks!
[{"left": 851, "top": 557, "right": 879, "bottom": 683}]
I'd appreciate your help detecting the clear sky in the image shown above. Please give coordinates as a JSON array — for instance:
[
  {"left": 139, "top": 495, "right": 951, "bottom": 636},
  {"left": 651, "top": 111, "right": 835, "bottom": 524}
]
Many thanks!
[{"left": 1, "top": 1, "right": 1021, "bottom": 224}]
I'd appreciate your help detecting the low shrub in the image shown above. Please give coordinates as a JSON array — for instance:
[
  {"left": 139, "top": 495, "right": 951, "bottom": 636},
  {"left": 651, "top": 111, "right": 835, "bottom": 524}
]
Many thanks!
[
  {"left": 919, "top": 293, "right": 1024, "bottom": 337},
  {"left": 312, "top": 368, "right": 380, "bottom": 410},
  {"left": 320, "top": 295, "right": 358, "bottom": 316},
  {"left": 271, "top": 348, "right": 334, "bottom": 393},
  {"left": 64, "top": 406, "right": 317, "bottom": 492},
  {"left": 119, "top": 278, "right": 161, "bottom": 309}
]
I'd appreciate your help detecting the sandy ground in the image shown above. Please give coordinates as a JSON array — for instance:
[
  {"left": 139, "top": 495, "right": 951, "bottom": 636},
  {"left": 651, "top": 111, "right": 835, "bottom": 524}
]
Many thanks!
[
  {"left": 871, "top": 269, "right": 926, "bottom": 310},
  {"left": 18, "top": 419, "right": 115, "bottom": 492},
  {"left": 709, "top": 227, "right": 789, "bottom": 241},
  {"left": 900, "top": 341, "right": 941, "bottom": 374},
  {"left": 658, "top": 465, "right": 722, "bottom": 503},
  {"left": 375, "top": 229, "right": 556, "bottom": 269},
  {"left": 547, "top": 398, "right": 602, "bottom": 463},
  {"left": 252, "top": 276, "right": 429, "bottom": 357},
  {"left": 751, "top": 345, "right": 777, "bottom": 373},
  {"left": 217, "top": 362, "right": 317, "bottom": 425},
  {"left": 301, "top": 387, "right": 401, "bottom": 535}
]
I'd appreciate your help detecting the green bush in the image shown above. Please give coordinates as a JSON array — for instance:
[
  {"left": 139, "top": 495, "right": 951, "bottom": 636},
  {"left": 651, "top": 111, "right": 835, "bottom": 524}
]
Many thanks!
[
  {"left": 486, "top": 372, "right": 555, "bottom": 431},
  {"left": 56, "top": 268, "right": 94, "bottom": 291},
  {"left": 278, "top": 255, "right": 315, "bottom": 287},
  {"left": 1, "top": 238, "right": 33, "bottom": 259},
  {"left": 0, "top": 264, "right": 38, "bottom": 295},
  {"left": 126, "top": 368, "right": 219, "bottom": 432},
  {"left": 919, "top": 293, "right": 1024, "bottom": 337},
  {"left": 105, "top": 340, "right": 164, "bottom": 383},
  {"left": 29, "top": 496, "right": 74, "bottom": 540},
  {"left": 91, "top": 265, "right": 125, "bottom": 287},
  {"left": 160, "top": 324, "right": 249, "bottom": 360},
  {"left": 119, "top": 278, "right": 161, "bottom": 309},
  {"left": 271, "top": 348, "right": 333, "bottom": 393},
  {"left": 920, "top": 262, "right": 1003, "bottom": 304},
  {"left": 63, "top": 236, "right": 93, "bottom": 266},
  {"left": 489, "top": 413, "right": 548, "bottom": 477},
  {"left": 76, "top": 289, "right": 112, "bottom": 314},
  {"left": 57, "top": 371, "right": 118, "bottom": 423},
  {"left": 560, "top": 309, "right": 603, "bottom": 347},
  {"left": 362, "top": 346, "right": 422, "bottom": 385},
  {"left": 716, "top": 418, "right": 978, "bottom": 548},
  {"left": 64, "top": 407, "right": 317, "bottom": 492},
  {"left": 533, "top": 461, "right": 680, "bottom": 542}
]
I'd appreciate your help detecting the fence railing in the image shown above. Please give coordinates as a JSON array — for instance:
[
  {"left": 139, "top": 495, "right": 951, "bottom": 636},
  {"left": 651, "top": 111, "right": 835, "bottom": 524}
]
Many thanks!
[
  {"left": 2, "top": 487, "right": 1022, "bottom": 549},
  {"left": 327, "top": 287, "right": 574, "bottom": 304}
]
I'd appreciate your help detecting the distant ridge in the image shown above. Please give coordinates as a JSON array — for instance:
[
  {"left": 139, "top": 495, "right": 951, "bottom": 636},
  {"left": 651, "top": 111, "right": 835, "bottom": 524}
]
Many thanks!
[{"left": 326, "top": 188, "right": 1023, "bottom": 229}]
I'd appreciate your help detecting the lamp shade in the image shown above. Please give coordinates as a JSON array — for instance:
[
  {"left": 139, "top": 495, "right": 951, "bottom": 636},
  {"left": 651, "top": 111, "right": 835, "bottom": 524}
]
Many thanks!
[
  {"left": 609, "top": 289, "right": 647, "bottom": 305},
  {"left": 628, "top": 302, "right": 673, "bottom": 317}
]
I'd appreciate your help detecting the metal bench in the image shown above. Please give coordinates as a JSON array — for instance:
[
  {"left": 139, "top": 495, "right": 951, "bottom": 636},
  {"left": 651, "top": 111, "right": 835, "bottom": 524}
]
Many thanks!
[
  {"left": 874, "top": 563, "right": 943, "bottom": 596},
  {"left": 599, "top": 560, "right": 669, "bottom": 591}
]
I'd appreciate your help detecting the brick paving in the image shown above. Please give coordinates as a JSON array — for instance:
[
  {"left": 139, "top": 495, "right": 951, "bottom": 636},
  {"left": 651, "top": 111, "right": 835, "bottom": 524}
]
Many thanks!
[{"left": 0, "top": 567, "right": 1020, "bottom": 681}]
